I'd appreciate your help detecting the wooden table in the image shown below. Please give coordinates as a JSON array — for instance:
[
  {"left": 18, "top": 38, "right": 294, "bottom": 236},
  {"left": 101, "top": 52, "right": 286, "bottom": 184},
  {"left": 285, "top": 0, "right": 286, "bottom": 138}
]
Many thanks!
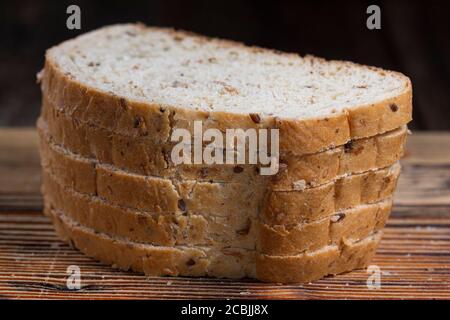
[{"left": 0, "top": 128, "right": 449, "bottom": 300}]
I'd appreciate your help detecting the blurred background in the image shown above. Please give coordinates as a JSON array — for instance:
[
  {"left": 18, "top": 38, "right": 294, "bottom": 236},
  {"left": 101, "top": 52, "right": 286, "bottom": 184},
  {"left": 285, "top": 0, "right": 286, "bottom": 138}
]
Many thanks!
[{"left": 0, "top": 0, "right": 449, "bottom": 129}]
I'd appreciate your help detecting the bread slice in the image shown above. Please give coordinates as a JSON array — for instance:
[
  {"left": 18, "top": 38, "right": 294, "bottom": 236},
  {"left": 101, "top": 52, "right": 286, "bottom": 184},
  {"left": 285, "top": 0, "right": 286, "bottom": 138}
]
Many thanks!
[
  {"left": 43, "top": 167, "right": 393, "bottom": 252},
  {"left": 258, "top": 199, "right": 391, "bottom": 255},
  {"left": 38, "top": 114, "right": 406, "bottom": 188},
  {"left": 262, "top": 163, "right": 400, "bottom": 225},
  {"left": 40, "top": 23, "right": 412, "bottom": 156},
  {"left": 256, "top": 232, "right": 382, "bottom": 283},
  {"left": 271, "top": 126, "right": 406, "bottom": 190},
  {"left": 47, "top": 206, "right": 383, "bottom": 282}
]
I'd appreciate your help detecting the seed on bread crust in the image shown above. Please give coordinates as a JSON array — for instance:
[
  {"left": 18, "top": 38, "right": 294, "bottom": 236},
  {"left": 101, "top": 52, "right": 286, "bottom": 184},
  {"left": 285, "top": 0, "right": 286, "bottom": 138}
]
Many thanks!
[
  {"left": 186, "top": 258, "right": 196, "bottom": 266},
  {"left": 236, "top": 218, "right": 252, "bottom": 235},
  {"left": 178, "top": 199, "right": 186, "bottom": 212},
  {"left": 344, "top": 140, "right": 354, "bottom": 152},
  {"left": 233, "top": 166, "right": 244, "bottom": 173},
  {"left": 330, "top": 213, "right": 346, "bottom": 222},
  {"left": 249, "top": 113, "right": 261, "bottom": 123}
]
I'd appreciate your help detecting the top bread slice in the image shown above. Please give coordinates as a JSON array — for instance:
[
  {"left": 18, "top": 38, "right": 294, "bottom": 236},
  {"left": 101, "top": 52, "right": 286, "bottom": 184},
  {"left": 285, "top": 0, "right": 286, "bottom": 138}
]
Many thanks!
[{"left": 40, "top": 23, "right": 412, "bottom": 155}]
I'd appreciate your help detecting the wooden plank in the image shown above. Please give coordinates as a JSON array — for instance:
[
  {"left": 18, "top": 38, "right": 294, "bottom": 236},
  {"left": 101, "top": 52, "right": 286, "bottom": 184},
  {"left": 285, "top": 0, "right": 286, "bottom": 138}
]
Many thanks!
[
  {"left": 395, "top": 164, "right": 450, "bottom": 207},
  {"left": 0, "top": 128, "right": 42, "bottom": 211},
  {"left": 0, "top": 211, "right": 448, "bottom": 300},
  {"left": 403, "top": 132, "right": 450, "bottom": 164}
]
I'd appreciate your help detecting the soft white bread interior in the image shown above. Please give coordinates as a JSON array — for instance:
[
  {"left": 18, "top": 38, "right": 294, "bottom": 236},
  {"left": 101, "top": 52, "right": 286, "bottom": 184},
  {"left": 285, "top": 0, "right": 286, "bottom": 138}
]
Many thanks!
[{"left": 46, "top": 24, "right": 410, "bottom": 120}]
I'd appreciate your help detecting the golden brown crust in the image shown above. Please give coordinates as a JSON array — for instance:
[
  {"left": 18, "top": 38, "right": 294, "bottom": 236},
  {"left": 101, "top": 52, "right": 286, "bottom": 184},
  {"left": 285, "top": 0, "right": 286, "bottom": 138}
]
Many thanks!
[
  {"left": 258, "top": 199, "right": 391, "bottom": 255},
  {"left": 263, "top": 163, "right": 400, "bottom": 225},
  {"left": 39, "top": 128, "right": 393, "bottom": 282},
  {"left": 40, "top": 97, "right": 264, "bottom": 183},
  {"left": 43, "top": 166, "right": 392, "bottom": 253},
  {"left": 256, "top": 232, "right": 382, "bottom": 283},
  {"left": 43, "top": 170, "right": 257, "bottom": 249},
  {"left": 41, "top": 57, "right": 412, "bottom": 156},
  {"left": 48, "top": 204, "right": 382, "bottom": 282},
  {"left": 38, "top": 108, "right": 406, "bottom": 189},
  {"left": 39, "top": 129, "right": 97, "bottom": 195},
  {"left": 39, "top": 127, "right": 265, "bottom": 217},
  {"left": 48, "top": 209, "right": 256, "bottom": 278},
  {"left": 256, "top": 246, "right": 340, "bottom": 283},
  {"left": 271, "top": 126, "right": 406, "bottom": 189},
  {"left": 39, "top": 125, "right": 399, "bottom": 222}
]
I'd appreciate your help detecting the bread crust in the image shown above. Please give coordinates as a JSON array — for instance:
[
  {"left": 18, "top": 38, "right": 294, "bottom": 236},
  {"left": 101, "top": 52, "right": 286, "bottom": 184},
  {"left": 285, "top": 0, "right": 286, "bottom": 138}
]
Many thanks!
[
  {"left": 39, "top": 128, "right": 396, "bottom": 282},
  {"left": 256, "top": 232, "right": 382, "bottom": 283},
  {"left": 263, "top": 163, "right": 400, "bottom": 225},
  {"left": 258, "top": 199, "right": 391, "bottom": 255},
  {"left": 41, "top": 53, "right": 412, "bottom": 156},
  {"left": 42, "top": 168, "right": 393, "bottom": 253},
  {"left": 48, "top": 206, "right": 383, "bottom": 282},
  {"left": 39, "top": 127, "right": 264, "bottom": 216},
  {"left": 49, "top": 209, "right": 256, "bottom": 279},
  {"left": 38, "top": 112, "right": 406, "bottom": 189},
  {"left": 39, "top": 127, "right": 399, "bottom": 221},
  {"left": 271, "top": 126, "right": 406, "bottom": 189},
  {"left": 43, "top": 170, "right": 257, "bottom": 249}
]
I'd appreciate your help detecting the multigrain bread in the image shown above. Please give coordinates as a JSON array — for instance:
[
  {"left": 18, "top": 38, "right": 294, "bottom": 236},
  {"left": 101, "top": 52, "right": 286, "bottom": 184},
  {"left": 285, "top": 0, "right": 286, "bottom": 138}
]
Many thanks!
[
  {"left": 42, "top": 170, "right": 258, "bottom": 249},
  {"left": 262, "top": 163, "right": 400, "bottom": 225},
  {"left": 40, "top": 24, "right": 412, "bottom": 157},
  {"left": 43, "top": 168, "right": 393, "bottom": 252},
  {"left": 47, "top": 207, "right": 383, "bottom": 282},
  {"left": 48, "top": 209, "right": 256, "bottom": 279},
  {"left": 271, "top": 126, "right": 406, "bottom": 189},
  {"left": 38, "top": 23, "right": 413, "bottom": 283},
  {"left": 258, "top": 199, "right": 391, "bottom": 255},
  {"left": 38, "top": 117, "right": 406, "bottom": 189},
  {"left": 39, "top": 127, "right": 400, "bottom": 220},
  {"left": 38, "top": 112, "right": 402, "bottom": 282},
  {"left": 256, "top": 232, "right": 382, "bottom": 283}
]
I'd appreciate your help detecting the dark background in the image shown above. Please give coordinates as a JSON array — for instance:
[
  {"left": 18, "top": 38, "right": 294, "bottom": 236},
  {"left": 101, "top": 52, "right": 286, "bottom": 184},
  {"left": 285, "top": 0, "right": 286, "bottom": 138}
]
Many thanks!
[{"left": 1, "top": 0, "right": 449, "bottom": 130}]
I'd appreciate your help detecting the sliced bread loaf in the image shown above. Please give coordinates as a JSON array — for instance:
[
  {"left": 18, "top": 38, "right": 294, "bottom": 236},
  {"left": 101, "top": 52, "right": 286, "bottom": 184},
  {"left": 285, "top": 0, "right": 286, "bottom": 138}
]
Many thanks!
[{"left": 39, "top": 24, "right": 412, "bottom": 283}]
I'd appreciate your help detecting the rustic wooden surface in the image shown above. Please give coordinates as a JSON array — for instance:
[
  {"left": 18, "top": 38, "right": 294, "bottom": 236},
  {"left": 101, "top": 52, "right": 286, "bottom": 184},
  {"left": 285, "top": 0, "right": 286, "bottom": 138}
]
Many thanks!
[{"left": 0, "top": 128, "right": 449, "bottom": 300}]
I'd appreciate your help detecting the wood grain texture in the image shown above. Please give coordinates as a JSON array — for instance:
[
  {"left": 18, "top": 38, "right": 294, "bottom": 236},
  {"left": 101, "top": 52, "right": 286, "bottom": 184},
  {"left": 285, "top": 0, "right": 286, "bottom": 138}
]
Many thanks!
[
  {"left": 0, "top": 128, "right": 449, "bottom": 299},
  {"left": 0, "top": 128, "right": 41, "bottom": 211}
]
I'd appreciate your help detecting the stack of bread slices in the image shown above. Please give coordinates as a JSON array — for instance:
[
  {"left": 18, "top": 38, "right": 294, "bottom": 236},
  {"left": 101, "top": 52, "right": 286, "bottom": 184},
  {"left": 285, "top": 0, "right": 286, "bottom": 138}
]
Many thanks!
[{"left": 37, "top": 24, "right": 412, "bottom": 283}]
